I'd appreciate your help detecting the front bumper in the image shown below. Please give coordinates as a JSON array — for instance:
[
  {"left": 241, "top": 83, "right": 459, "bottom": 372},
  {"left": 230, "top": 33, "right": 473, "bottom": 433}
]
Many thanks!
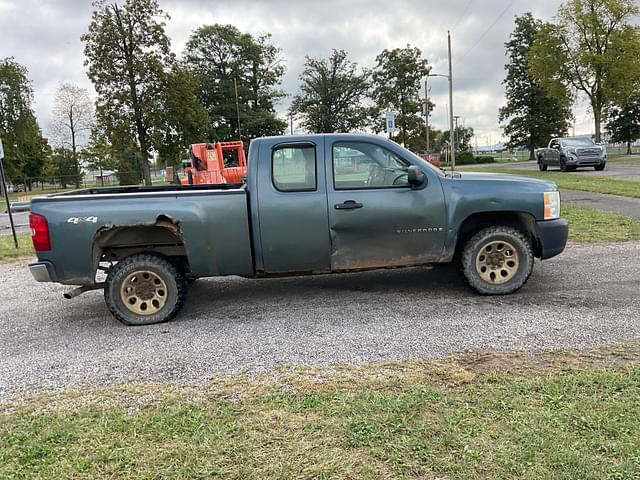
[
  {"left": 29, "top": 261, "right": 55, "bottom": 282},
  {"left": 566, "top": 156, "right": 606, "bottom": 167},
  {"left": 537, "top": 218, "right": 569, "bottom": 259}
]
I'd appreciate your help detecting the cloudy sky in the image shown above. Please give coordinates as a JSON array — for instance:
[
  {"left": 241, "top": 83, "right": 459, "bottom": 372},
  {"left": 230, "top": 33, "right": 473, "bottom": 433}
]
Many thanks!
[{"left": 0, "top": 0, "right": 599, "bottom": 146}]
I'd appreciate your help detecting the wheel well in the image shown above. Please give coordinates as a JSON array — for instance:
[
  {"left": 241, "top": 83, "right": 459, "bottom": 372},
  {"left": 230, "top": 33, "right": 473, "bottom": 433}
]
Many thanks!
[
  {"left": 455, "top": 211, "right": 542, "bottom": 258},
  {"left": 93, "top": 218, "right": 190, "bottom": 274}
]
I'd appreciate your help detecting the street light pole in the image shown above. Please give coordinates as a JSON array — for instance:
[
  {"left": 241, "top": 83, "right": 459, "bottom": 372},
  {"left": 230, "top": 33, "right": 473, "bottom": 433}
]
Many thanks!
[
  {"left": 453, "top": 115, "right": 460, "bottom": 155},
  {"left": 447, "top": 30, "right": 455, "bottom": 171},
  {"left": 426, "top": 31, "right": 456, "bottom": 171},
  {"left": 424, "top": 78, "right": 429, "bottom": 152}
]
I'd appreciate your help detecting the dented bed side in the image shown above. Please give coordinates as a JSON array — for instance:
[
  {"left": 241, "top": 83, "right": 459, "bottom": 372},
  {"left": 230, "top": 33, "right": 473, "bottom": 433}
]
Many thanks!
[{"left": 29, "top": 188, "right": 254, "bottom": 285}]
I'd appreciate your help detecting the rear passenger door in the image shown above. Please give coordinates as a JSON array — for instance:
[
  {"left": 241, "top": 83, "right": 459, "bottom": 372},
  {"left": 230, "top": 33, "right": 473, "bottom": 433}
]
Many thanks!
[{"left": 256, "top": 140, "right": 331, "bottom": 274}]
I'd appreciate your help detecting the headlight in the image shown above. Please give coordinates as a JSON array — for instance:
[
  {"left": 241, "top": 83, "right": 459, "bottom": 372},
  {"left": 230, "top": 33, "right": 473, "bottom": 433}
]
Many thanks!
[{"left": 544, "top": 191, "right": 560, "bottom": 220}]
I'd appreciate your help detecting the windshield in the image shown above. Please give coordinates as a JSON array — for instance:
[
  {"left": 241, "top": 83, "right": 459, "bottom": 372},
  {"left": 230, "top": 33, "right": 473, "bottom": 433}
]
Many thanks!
[{"left": 561, "top": 137, "right": 595, "bottom": 147}]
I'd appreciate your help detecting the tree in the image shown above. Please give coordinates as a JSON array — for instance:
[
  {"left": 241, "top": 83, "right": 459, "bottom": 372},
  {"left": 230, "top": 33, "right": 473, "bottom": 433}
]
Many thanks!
[
  {"left": 371, "top": 45, "right": 430, "bottom": 147},
  {"left": 289, "top": 49, "right": 369, "bottom": 133},
  {"left": 154, "top": 66, "right": 210, "bottom": 167},
  {"left": 42, "top": 147, "right": 80, "bottom": 188},
  {"left": 50, "top": 83, "right": 94, "bottom": 187},
  {"left": 606, "top": 99, "right": 640, "bottom": 154},
  {"left": 82, "top": 128, "right": 119, "bottom": 186},
  {"left": 0, "top": 57, "right": 46, "bottom": 188},
  {"left": 499, "top": 13, "right": 572, "bottom": 160},
  {"left": 529, "top": 0, "right": 640, "bottom": 142},
  {"left": 184, "top": 24, "right": 287, "bottom": 142},
  {"left": 443, "top": 126, "right": 475, "bottom": 152},
  {"left": 82, "top": 0, "right": 175, "bottom": 185}
]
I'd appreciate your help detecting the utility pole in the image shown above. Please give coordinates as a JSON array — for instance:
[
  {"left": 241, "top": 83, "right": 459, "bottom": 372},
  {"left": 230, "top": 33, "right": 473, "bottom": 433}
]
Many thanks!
[
  {"left": 233, "top": 74, "right": 242, "bottom": 142},
  {"left": 289, "top": 113, "right": 294, "bottom": 135},
  {"left": 448, "top": 30, "right": 455, "bottom": 171},
  {"left": 426, "top": 32, "right": 456, "bottom": 170},
  {"left": 0, "top": 139, "right": 18, "bottom": 249}
]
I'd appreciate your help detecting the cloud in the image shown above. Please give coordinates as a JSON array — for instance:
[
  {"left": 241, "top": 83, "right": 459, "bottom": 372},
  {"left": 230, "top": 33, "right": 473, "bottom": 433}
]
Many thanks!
[{"left": 2, "top": 0, "right": 600, "bottom": 145}]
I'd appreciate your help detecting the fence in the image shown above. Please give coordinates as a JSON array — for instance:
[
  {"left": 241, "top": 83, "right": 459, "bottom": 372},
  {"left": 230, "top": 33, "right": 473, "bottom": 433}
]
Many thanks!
[{"left": 1, "top": 171, "right": 167, "bottom": 199}]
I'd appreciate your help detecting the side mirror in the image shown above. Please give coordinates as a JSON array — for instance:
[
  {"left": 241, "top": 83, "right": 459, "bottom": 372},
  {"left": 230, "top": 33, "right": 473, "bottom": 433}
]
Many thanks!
[{"left": 408, "top": 165, "right": 427, "bottom": 189}]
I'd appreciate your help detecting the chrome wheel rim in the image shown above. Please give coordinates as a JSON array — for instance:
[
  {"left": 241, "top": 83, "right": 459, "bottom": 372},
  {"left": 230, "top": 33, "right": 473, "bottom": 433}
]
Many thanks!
[
  {"left": 475, "top": 240, "right": 519, "bottom": 284},
  {"left": 120, "top": 270, "right": 168, "bottom": 315}
]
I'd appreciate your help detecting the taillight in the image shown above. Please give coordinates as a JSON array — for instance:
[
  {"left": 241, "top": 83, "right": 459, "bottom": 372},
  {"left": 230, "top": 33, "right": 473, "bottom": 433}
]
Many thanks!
[{"left": 29, "top": 213, "right": 51, "bottom": 251}]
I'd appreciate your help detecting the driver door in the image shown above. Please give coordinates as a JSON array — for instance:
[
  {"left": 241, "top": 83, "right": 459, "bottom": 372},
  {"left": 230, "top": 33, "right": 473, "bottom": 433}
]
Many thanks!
[{"left": 326, "top": 139, "right": 447, "bottom": 271}]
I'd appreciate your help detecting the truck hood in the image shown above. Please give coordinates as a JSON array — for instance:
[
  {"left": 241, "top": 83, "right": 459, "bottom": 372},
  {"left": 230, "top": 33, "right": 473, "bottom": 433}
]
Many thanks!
[{"left": 452, "top": 171, "right": 557, "bottom": 191}]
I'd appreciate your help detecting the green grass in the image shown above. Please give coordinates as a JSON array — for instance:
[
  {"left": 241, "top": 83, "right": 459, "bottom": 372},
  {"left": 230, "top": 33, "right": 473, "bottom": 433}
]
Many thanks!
[
  {"left": 460, "top": 166, "right": 640, "bottom": 198},
  {"left": 0, "top": 234, "right": 33, "bottom": 262},
  {"left": 2, "top": 347, "right": 640, "bottom": 479},
  {"left": 564, "top": 204, "right": 640, "bottom": 242}
]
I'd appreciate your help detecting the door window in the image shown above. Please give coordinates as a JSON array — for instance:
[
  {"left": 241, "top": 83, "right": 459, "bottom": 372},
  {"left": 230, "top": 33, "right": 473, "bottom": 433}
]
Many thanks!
[
  {"left": 333, "top": 142, "right": 410, "bottom": 189},
  {"left": 272, "top": 144, "right": 316, "bottom": 192}
]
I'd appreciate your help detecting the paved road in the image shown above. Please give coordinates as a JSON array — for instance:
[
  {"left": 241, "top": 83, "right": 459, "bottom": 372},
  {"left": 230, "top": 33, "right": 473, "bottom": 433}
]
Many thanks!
[
  {"left": 0, "top": 212, "right": 29, "bottom": 236},
  {"left": 561, "top": 189, "right": 640, "bottom": 219},
  {"left": 1, "top": 242, "right": 639, "bottom": 401},
  {"left": 487, "top": 158, "right": 640, "bottom": 181}
]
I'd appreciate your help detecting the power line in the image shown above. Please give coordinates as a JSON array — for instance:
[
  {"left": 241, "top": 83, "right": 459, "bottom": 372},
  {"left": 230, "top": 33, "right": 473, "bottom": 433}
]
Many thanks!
[
  {"left": 454, "top": 0, "right": 516, "bottom": 66},
  {"left": 452, "top": 0, "right": 475, "bottom": 31}
]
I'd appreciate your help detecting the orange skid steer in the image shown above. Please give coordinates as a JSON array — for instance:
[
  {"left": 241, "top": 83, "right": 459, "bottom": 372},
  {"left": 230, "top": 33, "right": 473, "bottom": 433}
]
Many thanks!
[{"left": 180, "top": 141, "right": 247, "bottom": 185}]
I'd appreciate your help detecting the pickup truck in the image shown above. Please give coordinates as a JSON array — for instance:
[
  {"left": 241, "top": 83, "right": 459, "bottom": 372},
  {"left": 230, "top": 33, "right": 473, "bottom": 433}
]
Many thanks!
[
  {"left": 28, "top": 134, "right": 569, "bottom": 326},
  {"left": 536, "top": 136, "right": 607, "bottom": 172}
]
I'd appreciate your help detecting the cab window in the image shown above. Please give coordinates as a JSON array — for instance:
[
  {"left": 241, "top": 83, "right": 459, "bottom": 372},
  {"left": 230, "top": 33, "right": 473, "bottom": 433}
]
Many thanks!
[
  {"left": 333, "top": 142, "right": 410, "bottom": 190},
  {"left": 272, "top": 144, "right": 316, "bottom": 192}
]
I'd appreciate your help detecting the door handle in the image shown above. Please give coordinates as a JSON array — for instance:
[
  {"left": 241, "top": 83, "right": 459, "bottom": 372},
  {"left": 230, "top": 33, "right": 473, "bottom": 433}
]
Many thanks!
[{"left": 335, "top": 200, "right": 363, "bottom": 210}]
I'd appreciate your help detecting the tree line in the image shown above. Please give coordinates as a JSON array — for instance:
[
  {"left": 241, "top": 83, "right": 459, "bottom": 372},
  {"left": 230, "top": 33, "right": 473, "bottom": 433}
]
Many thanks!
[
  {"left": 2, "top": 0, "right": 639, "bottom": 190},
  {"left": 1, "top": 0, "right": 463, "bottom": 189},
  {"left": 500, "top": 0, "right": 640, "bottom": 160}
]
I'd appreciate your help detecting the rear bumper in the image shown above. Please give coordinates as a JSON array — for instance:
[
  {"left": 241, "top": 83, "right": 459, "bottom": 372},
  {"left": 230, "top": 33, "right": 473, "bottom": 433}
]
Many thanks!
[
  {"left": 29, "top": 261, "right": 55, "bottom": 282},
  {"left": 537, "top": 218, "right": 569, "bottom": 259}
]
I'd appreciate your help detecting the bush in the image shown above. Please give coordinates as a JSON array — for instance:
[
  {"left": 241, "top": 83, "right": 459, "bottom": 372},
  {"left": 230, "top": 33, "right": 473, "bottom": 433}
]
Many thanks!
[{"left": 453, "top": 152, "right": 495, "bottom": 165}]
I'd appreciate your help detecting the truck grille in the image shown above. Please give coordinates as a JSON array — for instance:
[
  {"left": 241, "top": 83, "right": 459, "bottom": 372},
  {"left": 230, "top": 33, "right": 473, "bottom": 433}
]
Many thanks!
[{"left": 577, "top": 148, "right": 601, "bottom": 157}]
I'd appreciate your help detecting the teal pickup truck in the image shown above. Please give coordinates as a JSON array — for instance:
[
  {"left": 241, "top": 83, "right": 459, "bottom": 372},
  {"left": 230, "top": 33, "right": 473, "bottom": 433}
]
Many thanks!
[{"left": 28, "top": 134, "right": 568, "bottom": 325}]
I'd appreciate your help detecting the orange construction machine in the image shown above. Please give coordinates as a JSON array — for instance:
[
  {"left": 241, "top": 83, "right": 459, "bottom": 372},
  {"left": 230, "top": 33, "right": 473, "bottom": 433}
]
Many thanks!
[{"left": 180, "top": 141, "right": 247, "bottom": 185}]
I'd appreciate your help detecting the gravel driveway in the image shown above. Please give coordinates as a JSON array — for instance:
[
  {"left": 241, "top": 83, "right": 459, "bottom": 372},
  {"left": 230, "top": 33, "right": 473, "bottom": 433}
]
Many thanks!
[{"left": 1, "top": 242, "right": 640, "bottom": 401}]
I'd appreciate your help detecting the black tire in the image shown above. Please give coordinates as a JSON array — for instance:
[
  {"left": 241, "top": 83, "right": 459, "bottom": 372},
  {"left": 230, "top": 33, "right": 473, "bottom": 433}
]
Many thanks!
[
  {"left": 104, "top": 253, "right": 186, "bottom": 326},
  {"left": 594, "top": 163, "right": 606, "bottom": 171},
  {"left": 459, "top": 226, "right": 534, "bottom": 295},
  {"left": 559, "top": 157, "right": 568, "bottom": 172},
  {"left": 538, "top": 158, "right": 548, "bottom": 171}
]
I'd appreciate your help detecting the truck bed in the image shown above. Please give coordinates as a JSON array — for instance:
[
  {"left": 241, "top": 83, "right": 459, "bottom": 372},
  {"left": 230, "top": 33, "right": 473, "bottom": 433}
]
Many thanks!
[
  {"left": 30, "top": 184, "right": 254, "bottom": 284},
  {"left": 50, "top": 183, "right": 244, "bottom": 197}
]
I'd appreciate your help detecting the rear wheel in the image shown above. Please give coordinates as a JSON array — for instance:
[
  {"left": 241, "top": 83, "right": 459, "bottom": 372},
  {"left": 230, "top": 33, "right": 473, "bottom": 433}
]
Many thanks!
[
  {"left": 105, "top": 253, "right": 186, "bottom": 326},
  {"left": 459, "top": 226, "right": 533, "bottom": 295}
]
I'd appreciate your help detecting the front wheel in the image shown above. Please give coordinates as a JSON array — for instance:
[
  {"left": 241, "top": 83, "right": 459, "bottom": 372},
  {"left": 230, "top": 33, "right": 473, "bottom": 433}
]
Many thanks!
[
  {"left": 559, "top": 157, "right": 568, "bottom": 172},
  {"left": 538, "top": 158, "right": 548, "bottom": 171},
  {"left": 594, "top": 163, "right": 606, "bottom": 171},
  {"left": 459, "top": 226, "right": 534, "bottom": 295},
  {"left": 104, "top": 253, "right": 187, "bottom": 326}
]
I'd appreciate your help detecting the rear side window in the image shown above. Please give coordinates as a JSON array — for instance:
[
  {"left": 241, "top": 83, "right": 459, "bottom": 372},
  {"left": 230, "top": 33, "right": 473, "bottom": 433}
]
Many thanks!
[{"left": 272, "top": 144, "right": 317, "bottom": 192}]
